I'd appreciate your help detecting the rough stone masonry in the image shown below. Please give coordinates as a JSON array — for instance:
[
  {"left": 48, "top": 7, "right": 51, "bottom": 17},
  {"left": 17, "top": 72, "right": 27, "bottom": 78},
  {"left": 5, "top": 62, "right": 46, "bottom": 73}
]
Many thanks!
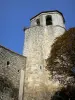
[
  {"left": 23, "top": 10, "right": 66, "bottom": 100},
  {"left": 0, "top": 45, "right": 26, "bottom": 100}
]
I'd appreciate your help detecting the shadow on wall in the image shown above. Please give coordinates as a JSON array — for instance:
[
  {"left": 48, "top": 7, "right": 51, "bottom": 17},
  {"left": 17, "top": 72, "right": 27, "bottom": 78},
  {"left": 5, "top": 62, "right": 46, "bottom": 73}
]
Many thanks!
[
  {"left": 51, "top": 85, "right": 75, "bottom": 100},
  {"left": 0, "top": 76, "right": 18, "bottom": 100}
]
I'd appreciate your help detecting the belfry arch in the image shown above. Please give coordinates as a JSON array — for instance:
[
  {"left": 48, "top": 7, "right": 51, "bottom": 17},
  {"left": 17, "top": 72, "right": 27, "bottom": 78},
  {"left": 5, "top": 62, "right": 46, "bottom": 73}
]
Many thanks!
[{"left": 46, "top": 15, "right": 52, "bottom": 25}]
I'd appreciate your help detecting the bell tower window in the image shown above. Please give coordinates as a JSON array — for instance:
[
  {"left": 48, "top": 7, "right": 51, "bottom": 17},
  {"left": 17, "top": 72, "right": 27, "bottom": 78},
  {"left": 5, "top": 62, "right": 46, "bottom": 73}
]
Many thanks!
[
  {"left": 46, "top": 15, "right": 52, "bottom": 25},
  {"left": 36, "top": 19, "right": 40, "bottom": 26}
]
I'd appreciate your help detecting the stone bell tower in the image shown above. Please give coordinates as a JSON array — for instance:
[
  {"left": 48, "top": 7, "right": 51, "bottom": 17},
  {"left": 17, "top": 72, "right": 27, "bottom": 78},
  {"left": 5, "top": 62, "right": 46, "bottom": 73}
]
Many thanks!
[{"left": 23, "top": 10, "right": 66, "bottom": 100}]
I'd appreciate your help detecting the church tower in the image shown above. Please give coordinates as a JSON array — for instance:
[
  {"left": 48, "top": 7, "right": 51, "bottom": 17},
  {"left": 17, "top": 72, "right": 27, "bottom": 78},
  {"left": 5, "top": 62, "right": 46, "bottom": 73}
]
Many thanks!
[{"left": 23, "top": 10, "right": 66, "bottom": 100}]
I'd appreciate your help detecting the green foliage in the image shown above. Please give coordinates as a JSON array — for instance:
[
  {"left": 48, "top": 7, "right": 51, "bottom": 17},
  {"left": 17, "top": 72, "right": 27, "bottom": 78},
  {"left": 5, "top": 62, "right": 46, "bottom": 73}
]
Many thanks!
[{"left": 46, "top": 28, "right": 75, "bottom": 84}]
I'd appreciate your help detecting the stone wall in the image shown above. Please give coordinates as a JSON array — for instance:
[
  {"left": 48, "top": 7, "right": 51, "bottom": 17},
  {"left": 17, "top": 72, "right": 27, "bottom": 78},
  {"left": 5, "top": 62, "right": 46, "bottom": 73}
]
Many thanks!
[
  {"left": 23, "top": 25, "right": 65, "bottom": 100},
  {"left": 0, "top": 45, "right": 26, "bottom": 100},
  {"left": 23, "top": 11, "right": 66, "bottom": 100}
]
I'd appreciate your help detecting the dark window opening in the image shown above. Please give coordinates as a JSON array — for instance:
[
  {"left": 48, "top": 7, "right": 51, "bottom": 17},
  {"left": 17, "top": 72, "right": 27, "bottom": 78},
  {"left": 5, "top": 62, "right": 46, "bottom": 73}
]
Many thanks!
[
  {"left": 36, "top": 19, "right": 40, "bottom": 26},
  {"left": 40, "top": 66, "right": 42, "bottom": 69},
  {"left": 18, "top": 70, "right": 19, "bottom": 72},
  {"left": 7, "top": 61, "right": 10, "bottom": 66},
  {"left": 46, "top": 15, "right": 52, "bottom": 25}
]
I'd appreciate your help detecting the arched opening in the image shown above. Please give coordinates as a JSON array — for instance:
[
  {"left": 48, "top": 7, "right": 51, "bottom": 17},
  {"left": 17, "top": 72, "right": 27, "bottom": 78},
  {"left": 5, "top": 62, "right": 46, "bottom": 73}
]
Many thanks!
[
  {"left": 36, "top": 19, "right": 40, "bottom": 26},
  {"left": 46, "top": 15, "right": 52, "bottom": 25}
]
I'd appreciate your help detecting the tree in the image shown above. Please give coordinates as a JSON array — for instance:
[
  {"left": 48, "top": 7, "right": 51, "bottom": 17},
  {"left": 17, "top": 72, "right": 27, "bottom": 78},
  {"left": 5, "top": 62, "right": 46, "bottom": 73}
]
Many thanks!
[
  {"left": 51, "top": 85, "right": 75, "bottom": 100},
  {"left": 46, "top": 28, "right": 75, "bottom": 85}
]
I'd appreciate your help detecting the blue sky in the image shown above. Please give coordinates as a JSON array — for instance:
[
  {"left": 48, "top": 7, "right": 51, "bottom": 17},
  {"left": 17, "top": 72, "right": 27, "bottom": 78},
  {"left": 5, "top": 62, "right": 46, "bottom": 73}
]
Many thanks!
[{"left": 0, "top": 0, "right": 75, "bottom": 54}]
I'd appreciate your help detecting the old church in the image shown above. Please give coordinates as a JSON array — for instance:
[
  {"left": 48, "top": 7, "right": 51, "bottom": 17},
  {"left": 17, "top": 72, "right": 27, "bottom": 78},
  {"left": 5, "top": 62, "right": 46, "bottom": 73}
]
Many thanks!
[{"left": 0, "top": 10, "right": 66, "bottom": 100}]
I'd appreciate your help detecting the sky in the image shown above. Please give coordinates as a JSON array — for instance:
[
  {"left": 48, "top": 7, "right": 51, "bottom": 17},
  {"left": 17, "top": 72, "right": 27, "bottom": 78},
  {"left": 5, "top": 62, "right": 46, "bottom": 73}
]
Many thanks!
[{"left": 0, "top": 0, "right": 75, "bottom": 55}]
